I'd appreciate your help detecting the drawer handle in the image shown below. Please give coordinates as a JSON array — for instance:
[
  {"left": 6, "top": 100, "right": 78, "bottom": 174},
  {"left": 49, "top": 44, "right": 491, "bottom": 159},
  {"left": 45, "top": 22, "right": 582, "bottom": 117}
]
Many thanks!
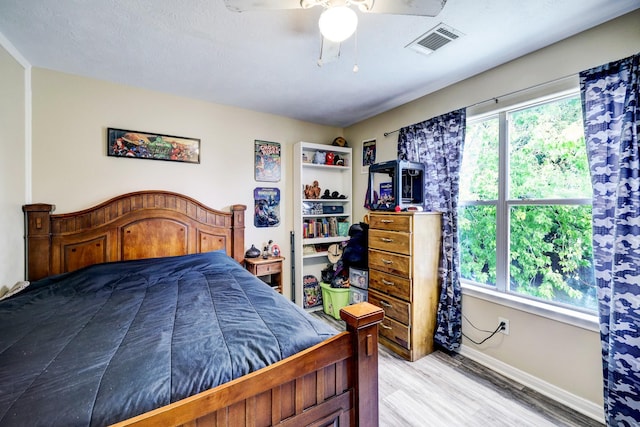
[
  {"left": 380, "top": 238, "right": 393, "bottom": 243},
  {"left": 380, "top": 323, "right": 392, "bottom": 330},
  {"left": 381, "top": 219, "right": 394, "bottom": 223},
  {"left": 379, "top": 300, "right": 393, "bottom": 308},
  {"left": 382, "top": 259, "right": 393, "bottom": 265},
  {"left": 382, "top": 279, "right": 395, "bottom": 286}
]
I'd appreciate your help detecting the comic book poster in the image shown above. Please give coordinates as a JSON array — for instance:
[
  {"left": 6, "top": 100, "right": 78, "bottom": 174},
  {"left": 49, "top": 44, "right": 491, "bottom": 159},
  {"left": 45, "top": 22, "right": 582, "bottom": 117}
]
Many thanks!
[
  {"left": 255, "top": 140, "right": 281, "bottom": 182},
  {"left": 254, "top": 187, "right": 280, "bottom": 228},
  {"left": 361, "top": 138, "right": 376, "bottom": 173},
  {"left": 303, "top": 275, "right": 323, "bottom": 308}
]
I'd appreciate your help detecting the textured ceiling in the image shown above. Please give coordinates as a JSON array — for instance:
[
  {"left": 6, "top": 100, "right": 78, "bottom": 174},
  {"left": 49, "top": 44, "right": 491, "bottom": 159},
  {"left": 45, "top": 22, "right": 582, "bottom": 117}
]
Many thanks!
[{"left": 0, "top": 0, "right": 638, "bottom": 127}]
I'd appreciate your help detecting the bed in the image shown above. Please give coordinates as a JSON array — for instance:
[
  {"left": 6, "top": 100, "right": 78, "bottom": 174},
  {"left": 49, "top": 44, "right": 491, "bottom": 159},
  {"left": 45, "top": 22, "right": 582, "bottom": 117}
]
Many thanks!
[{"left": 9, "top": 190, "right": 383, "bottom": 426}]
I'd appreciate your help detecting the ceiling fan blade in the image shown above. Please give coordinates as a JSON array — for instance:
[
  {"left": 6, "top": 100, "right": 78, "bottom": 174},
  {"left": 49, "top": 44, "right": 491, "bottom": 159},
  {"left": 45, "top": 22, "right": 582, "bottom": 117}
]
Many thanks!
[
  {"left": 364, "top": 0, "right": 447, "bottom": 16},
  {"left": 223, "top": 0, "right": 303, "bottom": 12},
  {"left": 318, "top": 37, "right": 340, "bottom": 66}
]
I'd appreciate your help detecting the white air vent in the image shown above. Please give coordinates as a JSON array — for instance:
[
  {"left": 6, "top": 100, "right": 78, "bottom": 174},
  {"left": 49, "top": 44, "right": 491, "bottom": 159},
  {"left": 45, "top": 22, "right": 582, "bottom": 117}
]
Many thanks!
[{"left": 406, "top": 23, "right": 464, "bottom": 55}]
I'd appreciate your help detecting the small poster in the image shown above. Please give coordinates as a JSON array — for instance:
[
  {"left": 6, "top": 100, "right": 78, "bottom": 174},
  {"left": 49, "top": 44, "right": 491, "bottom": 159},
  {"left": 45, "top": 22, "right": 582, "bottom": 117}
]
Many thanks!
[
  {"left": 303, "top": 275, "right": 323, "bottom": 308},
  {"left": 255, "top": 140, "right": 281, "bottom": 182},
  {"left": 380, "top": 182, "right": 394, "bottom": 204},
  {"left": 362, "top": 138, "right": 376, "bottom": 173},
  {"left": 254, "top": 187, "right": 280, "bottom": 228}
]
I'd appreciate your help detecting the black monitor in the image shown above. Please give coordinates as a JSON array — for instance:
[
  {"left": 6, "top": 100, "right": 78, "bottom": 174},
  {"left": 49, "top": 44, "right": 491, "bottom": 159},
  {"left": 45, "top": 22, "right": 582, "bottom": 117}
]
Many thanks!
[{"left": 368, "top": 160, "right": 425, "bottom": 211}]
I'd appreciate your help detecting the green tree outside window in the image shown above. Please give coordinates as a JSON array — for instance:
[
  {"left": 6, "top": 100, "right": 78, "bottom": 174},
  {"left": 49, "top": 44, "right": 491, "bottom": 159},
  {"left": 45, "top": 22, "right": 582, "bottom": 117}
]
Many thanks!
[{"left": 459, "top": 95, "right": 596, "bottom": 312}]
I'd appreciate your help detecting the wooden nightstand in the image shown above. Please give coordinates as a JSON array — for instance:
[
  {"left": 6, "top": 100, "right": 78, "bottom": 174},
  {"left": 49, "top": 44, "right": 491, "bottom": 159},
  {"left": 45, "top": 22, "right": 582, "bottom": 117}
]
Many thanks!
[{"left": 244, "top": 256, "right": 285, "bottom": 294}]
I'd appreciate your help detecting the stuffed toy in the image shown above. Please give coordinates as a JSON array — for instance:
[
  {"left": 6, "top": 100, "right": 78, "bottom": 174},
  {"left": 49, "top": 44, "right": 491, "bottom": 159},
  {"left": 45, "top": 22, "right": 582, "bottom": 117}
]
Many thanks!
[
  {"left": 313, "top": 151, "right": 326, "bottom": 164},
  {"left": 326, "top": 152, "right": 335, "bottom": 165},
  {"left": 330, "top": 223, "right": 369, "bottom": 287},
  {"left": 342, "top": 223, "right": 369, "bottom": 269}
]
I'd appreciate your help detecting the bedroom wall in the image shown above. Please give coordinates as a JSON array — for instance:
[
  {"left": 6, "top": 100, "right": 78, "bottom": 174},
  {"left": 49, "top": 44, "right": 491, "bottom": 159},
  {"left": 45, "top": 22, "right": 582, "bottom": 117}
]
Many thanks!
[
  {"left": 30, "top": 69, "right": 342, "bottom": 300},
  {"left": 344, "top": 9, "right": 640, "bottom": 421},
  {"left": 0, "top": 42, "right": 27, "bottom": 292}
]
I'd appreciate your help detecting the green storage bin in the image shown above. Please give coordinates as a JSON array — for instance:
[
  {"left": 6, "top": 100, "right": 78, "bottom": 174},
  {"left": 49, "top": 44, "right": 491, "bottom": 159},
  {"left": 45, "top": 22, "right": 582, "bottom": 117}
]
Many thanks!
[{"left": 320, "top": 282, "right": 350, "bottom": 320}]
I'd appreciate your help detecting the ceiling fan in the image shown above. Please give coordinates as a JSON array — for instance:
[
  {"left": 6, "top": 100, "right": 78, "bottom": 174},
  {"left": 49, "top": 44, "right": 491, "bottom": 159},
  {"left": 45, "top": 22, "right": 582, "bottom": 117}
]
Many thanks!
[{"left": 223, "top": 0, "right": 448, "bottom": 68}]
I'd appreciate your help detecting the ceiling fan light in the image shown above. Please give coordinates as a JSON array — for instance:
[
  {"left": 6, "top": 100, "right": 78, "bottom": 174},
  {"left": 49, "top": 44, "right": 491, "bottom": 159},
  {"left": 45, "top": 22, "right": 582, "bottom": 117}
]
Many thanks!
[{"left": 319, "top": 6, "right": 358, "bottom": 43}]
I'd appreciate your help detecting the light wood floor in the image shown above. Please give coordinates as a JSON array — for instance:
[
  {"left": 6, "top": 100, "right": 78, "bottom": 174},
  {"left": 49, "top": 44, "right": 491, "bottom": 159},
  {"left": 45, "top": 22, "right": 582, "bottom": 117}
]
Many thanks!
[{"left": 312, "top": 311, "right": 604, "bottom": 427}]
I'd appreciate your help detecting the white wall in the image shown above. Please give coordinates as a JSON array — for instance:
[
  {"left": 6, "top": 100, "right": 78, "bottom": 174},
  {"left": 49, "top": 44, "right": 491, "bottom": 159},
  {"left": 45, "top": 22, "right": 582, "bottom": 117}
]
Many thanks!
[
  {"left": 0, "top": 41, "right": 27, "bottom": 292},
  {"left": 30, "top": 68, "right": 342, "bottom": 300},
  {"left": 344, "top": 10, "right": 640, "bottom": 421}
]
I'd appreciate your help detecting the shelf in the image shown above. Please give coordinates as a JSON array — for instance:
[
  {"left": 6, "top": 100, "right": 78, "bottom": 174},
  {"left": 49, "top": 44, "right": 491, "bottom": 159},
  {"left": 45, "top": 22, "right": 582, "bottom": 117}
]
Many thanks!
[
  {"left": 302, "top": 198, "right": 350, "bottom": 203},
  {"left": 302, "top": 163, "right": 350, "bottom": 171},
  {"left": 303, "top": 236, "right": 349, "bottom": 245},
  {"left": 294, "top": 141, "right": 352, "bottom": 308},
  {"left": 300, "top": 141, "right": 352, "bottom": 155},
  {"left": 303, "top": 251, "right": 328, "bottom": 259}
]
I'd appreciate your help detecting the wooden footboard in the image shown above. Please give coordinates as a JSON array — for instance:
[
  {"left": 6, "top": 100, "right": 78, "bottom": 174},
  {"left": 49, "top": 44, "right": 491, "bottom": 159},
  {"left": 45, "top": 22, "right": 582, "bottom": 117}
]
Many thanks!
[{"left": 111, "top": 302, "right": 384, "bottom": 427}]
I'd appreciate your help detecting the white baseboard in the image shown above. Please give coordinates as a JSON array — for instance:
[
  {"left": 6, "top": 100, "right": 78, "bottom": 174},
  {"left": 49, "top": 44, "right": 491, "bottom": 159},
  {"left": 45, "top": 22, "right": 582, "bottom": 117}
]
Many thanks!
[{"left": 459, "top": 344, "right": 604, "bottom": 424}]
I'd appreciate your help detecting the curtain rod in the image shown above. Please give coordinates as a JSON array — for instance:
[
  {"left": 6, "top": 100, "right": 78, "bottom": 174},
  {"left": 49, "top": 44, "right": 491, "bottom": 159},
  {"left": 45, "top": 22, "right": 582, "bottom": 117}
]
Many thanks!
[{"left": 383, "top": 73, "right": 577, "bottom": 138}]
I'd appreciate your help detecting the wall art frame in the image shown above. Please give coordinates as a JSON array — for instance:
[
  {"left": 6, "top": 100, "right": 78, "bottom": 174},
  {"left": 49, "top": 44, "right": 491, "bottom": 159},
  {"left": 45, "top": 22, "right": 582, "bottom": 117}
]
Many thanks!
[
  {"left": 361, "top": 138, "right": 376, "bottom": 174},
  {"left": 254, "top": 140, "right": 281, "bottom": 182},
  {"left": 253, "top": 187, "right": 281, "bottom": 228},
  {"left": 107, "top": 128, "right": 200, "bottom": 164}
]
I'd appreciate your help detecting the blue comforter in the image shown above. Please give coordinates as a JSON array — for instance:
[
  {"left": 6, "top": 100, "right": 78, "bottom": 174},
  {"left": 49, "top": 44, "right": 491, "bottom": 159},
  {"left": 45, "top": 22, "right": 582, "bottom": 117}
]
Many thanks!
[{"left": 0, "top": 251, "right": 337, "bottom": 426}]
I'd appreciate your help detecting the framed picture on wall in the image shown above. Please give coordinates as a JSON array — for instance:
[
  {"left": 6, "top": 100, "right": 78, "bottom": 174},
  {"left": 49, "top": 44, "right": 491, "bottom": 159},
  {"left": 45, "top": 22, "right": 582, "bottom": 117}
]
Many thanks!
[
  {"left": 254, "top": 187, "right": 280, "bottom": 228},
  {"left": 107, "top": 128, "right": 200, "bottom": 164},
  {"left": 361, "top": 138, "right": 376, "bottom": 174},
  {"left": 255, "top": 140, "right": 281, "bottom": 182}
]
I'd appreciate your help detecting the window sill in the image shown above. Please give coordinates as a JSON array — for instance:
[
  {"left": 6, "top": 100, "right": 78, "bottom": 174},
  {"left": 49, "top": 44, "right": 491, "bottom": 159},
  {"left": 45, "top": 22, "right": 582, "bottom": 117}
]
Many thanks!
[{"left": 461, "top": 282, "right": 599, "bottom": 332}]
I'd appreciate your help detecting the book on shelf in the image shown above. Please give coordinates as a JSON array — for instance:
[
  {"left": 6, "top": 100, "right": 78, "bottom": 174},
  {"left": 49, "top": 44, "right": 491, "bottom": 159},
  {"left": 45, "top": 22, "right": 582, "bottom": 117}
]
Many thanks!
[{"left": 303, "top": 218, "right": 336, "bottom": 239}]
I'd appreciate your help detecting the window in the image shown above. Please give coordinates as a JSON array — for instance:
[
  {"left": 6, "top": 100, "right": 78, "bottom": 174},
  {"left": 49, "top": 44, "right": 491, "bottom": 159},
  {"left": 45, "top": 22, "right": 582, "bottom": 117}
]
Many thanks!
[{"left": 458, "top": 92, "right": 596, "bottom": 313}]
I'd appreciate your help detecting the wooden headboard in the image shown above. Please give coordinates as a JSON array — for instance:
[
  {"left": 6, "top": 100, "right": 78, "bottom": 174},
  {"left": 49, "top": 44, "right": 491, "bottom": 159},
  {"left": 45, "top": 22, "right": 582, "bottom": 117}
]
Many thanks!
[{"left": 23, "top": 191, "right": 246, "bottom": 282}]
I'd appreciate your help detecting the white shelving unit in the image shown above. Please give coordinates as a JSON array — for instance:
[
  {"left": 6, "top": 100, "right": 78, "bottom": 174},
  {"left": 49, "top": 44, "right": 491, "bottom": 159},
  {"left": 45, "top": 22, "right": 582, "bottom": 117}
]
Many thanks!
[{"left": 293, "top": 141, "right": 352, "bottom": 309}]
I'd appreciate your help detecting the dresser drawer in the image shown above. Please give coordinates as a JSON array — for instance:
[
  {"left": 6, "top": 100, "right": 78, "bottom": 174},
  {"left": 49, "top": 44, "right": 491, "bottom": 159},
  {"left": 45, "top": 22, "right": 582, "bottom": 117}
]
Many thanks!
[
  {"left": 379, "top": 316, "right": 410, "bottom": 350},
  {"left": 369, "top": 214, "right": 412, "bottom": 232},
  {"left": 369, "top": 229, "right": 411, "bottom": 255},
  {"left": 369, "top": 269, "right": 411, "bottom": 301},
  {"left": 368, "top": 289, "right": 410, "bottom": 325},
  {"left": 369, "top": 249, "right": 411, "bottom": 278}
]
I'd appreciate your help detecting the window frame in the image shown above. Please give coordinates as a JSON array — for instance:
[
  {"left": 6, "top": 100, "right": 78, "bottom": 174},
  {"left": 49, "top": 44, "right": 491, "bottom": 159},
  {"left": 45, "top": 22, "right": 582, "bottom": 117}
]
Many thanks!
[{"left": 459, "top": 88, "right": 598, "bottom": 329}]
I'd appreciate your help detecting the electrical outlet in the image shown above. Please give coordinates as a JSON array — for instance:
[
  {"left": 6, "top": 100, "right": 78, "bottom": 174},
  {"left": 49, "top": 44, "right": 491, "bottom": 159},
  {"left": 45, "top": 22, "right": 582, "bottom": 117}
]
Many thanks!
[{"left": 498, "top": 317, "right": 510, "bottom": 335}]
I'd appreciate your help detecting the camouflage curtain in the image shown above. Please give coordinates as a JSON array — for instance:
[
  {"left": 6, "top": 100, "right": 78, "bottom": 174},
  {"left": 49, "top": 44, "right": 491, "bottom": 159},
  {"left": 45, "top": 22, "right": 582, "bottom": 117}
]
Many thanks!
[
  {"left": 397, "top": 108, "right": 466, "bottom": 352},
  {"left": 580, "top": 53, "right": 640, "bottom": 425}
]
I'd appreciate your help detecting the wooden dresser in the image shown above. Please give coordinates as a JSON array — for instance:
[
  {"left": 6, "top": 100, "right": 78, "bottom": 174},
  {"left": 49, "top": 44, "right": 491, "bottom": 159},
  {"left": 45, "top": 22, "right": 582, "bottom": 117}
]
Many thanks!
[{"left": 367, "top": 211, "right": 442, "bottom": 361}]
